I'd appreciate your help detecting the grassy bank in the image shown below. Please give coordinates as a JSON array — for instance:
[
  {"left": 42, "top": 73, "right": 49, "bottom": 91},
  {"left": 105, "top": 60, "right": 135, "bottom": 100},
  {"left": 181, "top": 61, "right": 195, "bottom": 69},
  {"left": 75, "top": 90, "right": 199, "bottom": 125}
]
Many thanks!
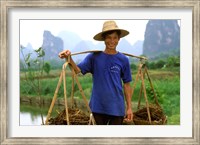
[{"left": 20, "top": 68, "right": 180, "bottom": 125}]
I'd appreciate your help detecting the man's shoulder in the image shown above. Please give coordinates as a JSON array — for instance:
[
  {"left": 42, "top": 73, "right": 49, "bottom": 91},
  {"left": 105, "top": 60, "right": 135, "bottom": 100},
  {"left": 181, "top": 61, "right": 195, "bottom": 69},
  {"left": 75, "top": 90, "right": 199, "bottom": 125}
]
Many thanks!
[
  {"left": 93, "top": 51, "right": 102, "bottom": 55},
  {"left": 89, "top": 51, "right": 103, "bottom": 58},
  {"left": 118, "top": 52, "right": 129, "bottom": 59}
]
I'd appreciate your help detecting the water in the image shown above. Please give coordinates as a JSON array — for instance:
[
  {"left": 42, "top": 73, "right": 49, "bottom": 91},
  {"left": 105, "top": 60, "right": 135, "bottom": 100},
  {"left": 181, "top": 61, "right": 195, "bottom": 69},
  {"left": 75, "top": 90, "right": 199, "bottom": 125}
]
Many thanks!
[
  {"left": 20, "top": 102, "right": 64, "bottom": 125},
  {"left": 20, "top": 112, "right": 46, "bottom": 125}
]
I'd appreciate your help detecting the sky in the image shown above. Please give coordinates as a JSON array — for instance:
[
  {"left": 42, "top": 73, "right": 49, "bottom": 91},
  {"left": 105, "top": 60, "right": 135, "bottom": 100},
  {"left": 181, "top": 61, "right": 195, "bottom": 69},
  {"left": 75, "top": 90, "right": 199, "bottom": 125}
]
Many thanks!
[{"left": 20, "top": 20, "right": 149, "bottom": 49}]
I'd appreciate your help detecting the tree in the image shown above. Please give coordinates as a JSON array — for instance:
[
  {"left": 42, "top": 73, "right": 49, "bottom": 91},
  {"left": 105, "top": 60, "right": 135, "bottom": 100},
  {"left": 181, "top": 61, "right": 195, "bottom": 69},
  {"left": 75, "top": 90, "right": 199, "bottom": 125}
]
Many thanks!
[
  {"left": 130, "top": 63, "right": 137, "bottom": 70},
  {"left": 155, "top": 60, "right": 166, "bottom": 68},
  {"left": 166, "top": 56, "right": 180, "bottom": 67}
]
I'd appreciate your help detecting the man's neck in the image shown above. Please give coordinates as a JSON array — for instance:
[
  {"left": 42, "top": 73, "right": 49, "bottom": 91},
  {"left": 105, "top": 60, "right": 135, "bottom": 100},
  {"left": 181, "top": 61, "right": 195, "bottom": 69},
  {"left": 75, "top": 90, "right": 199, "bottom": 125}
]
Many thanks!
[{"left": 104, "top": 48, "right": 117, "bottom": 55}]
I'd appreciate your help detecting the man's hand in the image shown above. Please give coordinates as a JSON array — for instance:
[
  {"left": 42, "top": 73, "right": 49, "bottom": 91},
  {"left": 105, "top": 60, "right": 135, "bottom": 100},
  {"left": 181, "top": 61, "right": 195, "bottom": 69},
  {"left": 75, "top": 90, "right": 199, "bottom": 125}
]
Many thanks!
[
  {"left": 59, "top": 50, "right": 71, "bottom": 59},
  {"left": 124, "top": 108, "right": 134, "bottom": 122},
  {"left": 59, "top": 49, "right": 81, "bottom": 74}
]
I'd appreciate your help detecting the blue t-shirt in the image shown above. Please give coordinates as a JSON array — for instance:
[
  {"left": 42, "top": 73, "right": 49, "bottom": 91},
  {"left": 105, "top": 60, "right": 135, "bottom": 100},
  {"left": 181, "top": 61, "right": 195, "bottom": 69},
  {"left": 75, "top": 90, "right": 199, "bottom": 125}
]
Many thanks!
[{"left": 78, "top": 52, "right": 132, "bottom": 116}]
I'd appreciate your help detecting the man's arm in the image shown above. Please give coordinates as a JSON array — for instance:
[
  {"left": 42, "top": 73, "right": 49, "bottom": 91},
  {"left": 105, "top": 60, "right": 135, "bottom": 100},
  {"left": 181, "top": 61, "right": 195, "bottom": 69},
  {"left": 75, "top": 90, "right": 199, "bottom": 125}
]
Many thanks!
[
  {"left": 59, "top": 50, "right": 81, "bottom": 74},
  {"left": 124, "top": 82, "right": 133, "bottom": 121}
]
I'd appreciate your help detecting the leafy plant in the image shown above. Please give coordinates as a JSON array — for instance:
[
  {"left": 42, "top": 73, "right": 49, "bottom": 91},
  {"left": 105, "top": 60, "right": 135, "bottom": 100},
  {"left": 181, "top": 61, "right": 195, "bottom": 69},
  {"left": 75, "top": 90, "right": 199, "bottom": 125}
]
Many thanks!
[
  {"left": 20, "top": 46, "right": 51, "bottom": 125},
  {"left": 43, "top": 62, "right": 51, "bottom": 75}
]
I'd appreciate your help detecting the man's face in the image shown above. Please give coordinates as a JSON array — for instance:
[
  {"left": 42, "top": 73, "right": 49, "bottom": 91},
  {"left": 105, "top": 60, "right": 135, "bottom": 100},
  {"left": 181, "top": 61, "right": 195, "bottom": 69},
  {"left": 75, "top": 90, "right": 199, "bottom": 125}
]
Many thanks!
[{"left": 104, "top": 32, "right": 120, "bottom": 50}]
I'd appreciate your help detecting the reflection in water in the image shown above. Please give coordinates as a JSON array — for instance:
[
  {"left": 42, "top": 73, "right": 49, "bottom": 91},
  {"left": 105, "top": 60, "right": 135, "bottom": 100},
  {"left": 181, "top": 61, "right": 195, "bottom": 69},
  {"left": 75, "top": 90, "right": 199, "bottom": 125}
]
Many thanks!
[
  {"left": 20, "top": 112, "right": 47, "bottom": 125},
  {"left": 20, "top": 102, "right": 64, "bottom": 126}
]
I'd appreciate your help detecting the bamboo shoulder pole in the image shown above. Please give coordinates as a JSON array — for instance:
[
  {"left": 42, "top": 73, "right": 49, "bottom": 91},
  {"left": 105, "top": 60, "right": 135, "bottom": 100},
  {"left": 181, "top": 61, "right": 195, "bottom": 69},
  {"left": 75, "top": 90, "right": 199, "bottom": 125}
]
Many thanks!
[{"left": 71, "top": 50, "right": 147, "bottom": 60}]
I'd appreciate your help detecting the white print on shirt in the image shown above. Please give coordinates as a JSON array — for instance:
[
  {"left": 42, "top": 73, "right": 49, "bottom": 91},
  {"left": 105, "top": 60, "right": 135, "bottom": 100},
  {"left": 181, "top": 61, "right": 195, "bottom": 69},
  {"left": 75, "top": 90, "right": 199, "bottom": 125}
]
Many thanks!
[{"left": 110, "top": 65, "right": 121, "bottom": 73}]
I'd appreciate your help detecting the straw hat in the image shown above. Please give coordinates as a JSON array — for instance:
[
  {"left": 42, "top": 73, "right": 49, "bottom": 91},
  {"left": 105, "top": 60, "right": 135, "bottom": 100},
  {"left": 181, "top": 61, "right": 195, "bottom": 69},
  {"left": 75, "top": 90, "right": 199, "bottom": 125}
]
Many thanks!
[{"left": 93, "top": 20, "right": 129, "bottom": 41}]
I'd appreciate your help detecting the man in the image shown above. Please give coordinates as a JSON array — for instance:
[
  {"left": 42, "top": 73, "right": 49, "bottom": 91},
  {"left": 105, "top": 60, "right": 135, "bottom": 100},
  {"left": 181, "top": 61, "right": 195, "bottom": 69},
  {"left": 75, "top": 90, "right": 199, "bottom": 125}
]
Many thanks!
[{"left": 59, "top": 20, "right": 133, "bottom": 125}]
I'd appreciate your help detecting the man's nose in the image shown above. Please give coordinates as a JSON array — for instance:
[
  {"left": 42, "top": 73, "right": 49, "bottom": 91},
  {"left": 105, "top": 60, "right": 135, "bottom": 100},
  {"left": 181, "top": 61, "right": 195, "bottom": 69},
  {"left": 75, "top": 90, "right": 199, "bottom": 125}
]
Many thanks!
[{"left": 110, "top": 38, "right": 115, "bottom": 43}]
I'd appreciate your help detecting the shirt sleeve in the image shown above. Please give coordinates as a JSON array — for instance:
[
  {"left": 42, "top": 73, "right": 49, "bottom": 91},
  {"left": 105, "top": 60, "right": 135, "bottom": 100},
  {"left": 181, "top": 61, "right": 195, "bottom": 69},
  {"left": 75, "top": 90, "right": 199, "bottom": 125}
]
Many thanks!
[
  {"left": 121, "top": 57, "right": 132, "bottom": 83},
  {"left": 77, "top": 53, "right": 93, "bottom": 75}
]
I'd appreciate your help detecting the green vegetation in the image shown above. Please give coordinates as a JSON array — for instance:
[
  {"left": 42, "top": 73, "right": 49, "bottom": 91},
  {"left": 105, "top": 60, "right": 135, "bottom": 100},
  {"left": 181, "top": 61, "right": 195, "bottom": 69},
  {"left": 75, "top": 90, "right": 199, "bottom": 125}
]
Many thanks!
[
  {"left": 20, "top": 66, "right": 180, "bottom": 125},
  {"left": 20, "top": 46, "right": 52, "bottom": 125},
  {"left": 131, "top": 69, "right": 180, "bottom": 125},
  {"left": 20, "top": 46, "right": 180, "bottom": 125},
  {"left": 130, "top": 56, "right": 180, "bottom": 70}
]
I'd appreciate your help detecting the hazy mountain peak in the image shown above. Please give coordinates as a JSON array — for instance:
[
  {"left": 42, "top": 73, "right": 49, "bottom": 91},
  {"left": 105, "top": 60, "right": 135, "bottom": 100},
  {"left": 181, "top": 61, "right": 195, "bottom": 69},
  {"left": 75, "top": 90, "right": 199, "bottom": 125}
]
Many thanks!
[
  {"left": 143, "top": 20, "right": 180, "bottom": 58},
  {"left": 58, "top": 31, "right": 82, "bottom": 50}
]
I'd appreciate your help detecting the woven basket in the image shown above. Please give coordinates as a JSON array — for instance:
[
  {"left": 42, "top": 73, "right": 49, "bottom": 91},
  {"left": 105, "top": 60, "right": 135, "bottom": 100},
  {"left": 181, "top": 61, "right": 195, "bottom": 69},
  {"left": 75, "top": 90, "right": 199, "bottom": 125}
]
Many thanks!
[
  {"left": 132, "top": 104, "right": 167, "bottom": 125},
  {"left": 133, "top": 115, "right": 167, "bottom": 125}
]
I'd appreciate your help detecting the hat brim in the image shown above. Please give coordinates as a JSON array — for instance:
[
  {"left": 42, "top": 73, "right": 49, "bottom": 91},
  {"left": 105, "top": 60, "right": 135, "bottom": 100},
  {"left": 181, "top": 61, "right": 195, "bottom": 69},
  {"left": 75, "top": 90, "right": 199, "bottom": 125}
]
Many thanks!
[{"left": 93, "top": 29, "right": 129, "bottom": 41}]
